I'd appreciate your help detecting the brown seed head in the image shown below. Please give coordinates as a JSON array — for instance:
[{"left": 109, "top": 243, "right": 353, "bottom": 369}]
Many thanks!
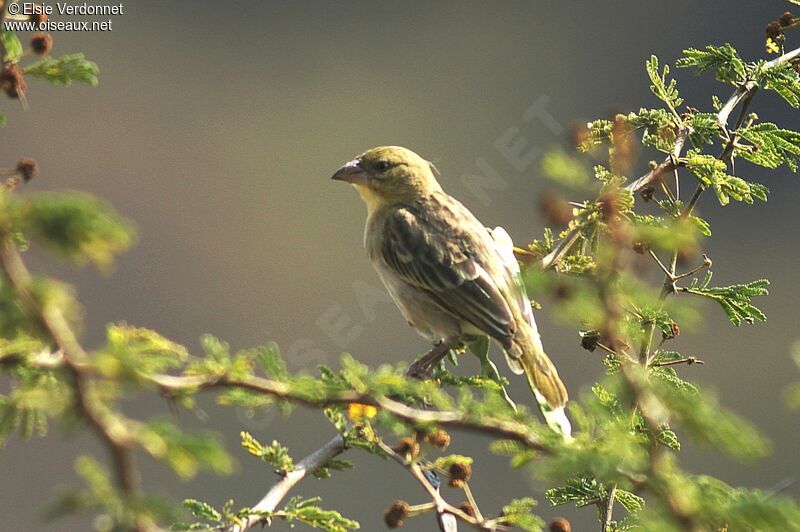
[
  {"left": 384, "top": 500, "right": 410, "bottom": 529},
  {"left": 780, "top": 11, "right": 795, "bottom": 27},
  {"left": 424, "top": 429, "right": 451, "bottom": 450},
  {"left": 663, "top": 322, "right": 681, "bottom": 340},
  {"left": 766, "top": 21, "right": 783, "bottom": 39},
  {"left": 568, "top": 122, "right": 591, "bottom": 150},
  {"left": 31, "top": 33, "right": 53, "bottom": 55},
  {"left": 549, "top": 517, "right": 572, "bottom": 532},
  {"left": 448, "top": 462, "right": 472, "bottom": 488},
  {"left": 632, "top": 241, "right": 647, "bottom": 255},
  {"left": 598, "top": 192, "right": 619, "bottom": 222},
  {"left": 16, "top": 159, "right": 39, "bottom": 182},
  {"left": 539, "top": 190, "right": 573, "bottom": 227},
  {"left": 393, "top": 437, "right": 419, "bottom": 459},
  {"left": 553, "top": 282, "right": 571, "bottom": 301},
  {"left": 0, "top": 65, "right": 27, "bottom": 99}
]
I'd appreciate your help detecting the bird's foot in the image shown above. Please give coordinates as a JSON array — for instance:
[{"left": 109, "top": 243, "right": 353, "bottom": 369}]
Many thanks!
[{"left": 405, "top": 360, "right": 435, "bottom": 380}]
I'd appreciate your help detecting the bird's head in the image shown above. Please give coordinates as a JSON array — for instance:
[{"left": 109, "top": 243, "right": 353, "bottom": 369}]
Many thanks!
[{"left": 332, "top": 146, "right": 442, "bottom": 210}]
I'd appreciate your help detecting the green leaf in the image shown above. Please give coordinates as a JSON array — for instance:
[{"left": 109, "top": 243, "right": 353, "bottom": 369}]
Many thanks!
[
  {"left": 183, "top": 499, "right": 221, "bottom": 522},
  {"left": 646, "top": 55, "right": 683, "bottom": 116},
  {"left": 690, "top": 214, "right": 712, "bottom": 236},
  {"left": 676, "top": 44, "right": 746, "bottom": 85},
  {"left": 579, "top": 119, "right": 613, "bottom": 151},
  {"left": 683, "top": 150, "right": 768, "bottom": 205},
  {"left": 313, "top": 458, "right": 354, "bottom": 479},
  {"left": 614, "top": 489, "right": 645, "bottom": 513},
  {"left": 682, "top": 277, "right": 769, "bottom": 326},
  {"left": 1, "top": 31, "right": 23, "bottom": 61},
  {"left": 624, "top": 108, "right": 678, "bottom": 152},
  {"left": 541, "top": 150, "right": 591, "bottom": 188},
  {"left": 592, "top": 383, "right": 623, "bottom": 418},
  {"left": 651, "top": 380, "right": 769, "bottom": 460},
  {"left": 687, "top": 112, "right": 721, "bottom": 147},
  {"left": 499, "top": 498, "right": 545, "bottom": 531},
  {"left": 240, "top": 431, "right": 294, "bottom": 473},
  {"left": 137, "top": 420, "right": 234, "bottom": 479},
  {"left": 650, "top": 367, "right": 698, "bottom": 394},
  {"left": 756, "top": 60, "right": 800, "bottom": 108},
  {"left": 432, "top": 454, "right": 473, "bottom": 470},
  {"left": 279, "top": 496, "right": 360, "bottom": 531},
  {"left": 489, "top": 439, "right": 538, "bottom": 468},
  {"left": 25, "top": 54, "right": 99, "bottom": 86},
  {"left": 546, "top": 476, "right": 603, "bottom": 507},
  {"left": 736, "top": 122, "right": 800, "bottom": 171},
  {"left": 657, "top": 428, "right": 681, "bottom": 451},
  {"left": 98, "top": 324, "right": 188, "bottom": 382},
  {"left": 8, "top": 192, "right": 136, "bottom": 270}
]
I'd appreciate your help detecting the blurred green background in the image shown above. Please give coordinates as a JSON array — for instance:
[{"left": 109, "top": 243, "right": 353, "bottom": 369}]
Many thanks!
[{"left": 2, "top": 1, "right": 799, "bottom": 530}]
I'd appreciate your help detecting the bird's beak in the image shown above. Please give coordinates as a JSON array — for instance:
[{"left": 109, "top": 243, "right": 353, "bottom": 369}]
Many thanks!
[{"left": 331, "top": 159, "right": 369, "bottom": 185}]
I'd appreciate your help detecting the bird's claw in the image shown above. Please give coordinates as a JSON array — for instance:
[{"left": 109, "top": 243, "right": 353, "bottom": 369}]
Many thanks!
[{"left": 406, "top": 362, "right": 434, "bottom": 380}]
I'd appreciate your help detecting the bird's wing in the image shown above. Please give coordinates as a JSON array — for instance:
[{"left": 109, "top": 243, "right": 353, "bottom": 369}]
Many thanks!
[
  {"left": 489, "top": 226, "right": 534, "bottom": 327},
  {"left": 379, "top": 196, "right": 516, "bottom": 344}
]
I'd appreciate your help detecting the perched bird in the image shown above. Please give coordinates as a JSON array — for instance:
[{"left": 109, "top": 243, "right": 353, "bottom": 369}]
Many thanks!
[{"left": 332, "top": 146, "right": 570, "bottom": 434}]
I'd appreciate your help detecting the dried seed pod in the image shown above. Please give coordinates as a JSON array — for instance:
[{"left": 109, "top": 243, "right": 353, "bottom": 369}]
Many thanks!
[
  {"left": 448, "top": 462, "right": 472, "bottom": 488},
  {"left": 31, "top": 33, "right": 53, "bottom": 55},
  {"left": 0, "top": 65, "right": 27, "bottom": 99},
  {"left": 16, "top": 159, "right": 39, "bottom": 182},
  {"left": 549, "top": 517, "right": 572, "bottom": 532},
  {"left": 384, "top": 500, "right": 410, "bottom": 529},
  {"left": 393, "top": 437, "right": 419, "bottom": 459}
]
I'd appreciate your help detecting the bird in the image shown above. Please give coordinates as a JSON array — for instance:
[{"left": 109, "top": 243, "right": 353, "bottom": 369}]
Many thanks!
[{"left": 331, "top": 146, "right": 570, "bottom": 435}]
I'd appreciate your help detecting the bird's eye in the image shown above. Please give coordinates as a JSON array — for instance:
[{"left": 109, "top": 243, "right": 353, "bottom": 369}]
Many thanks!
[{"left": 376, "top": 160, "right": 391, "bottom": 172}]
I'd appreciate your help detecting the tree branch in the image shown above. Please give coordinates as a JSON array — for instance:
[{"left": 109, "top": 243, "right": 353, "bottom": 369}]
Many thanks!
[
  {"left": 152, "top": 373, "right": 551, "bottom": 452},
  {"left": 599, "top": 483, "right": 617, "bottom": 532},
  {"left": 542, "top": 46, "right": 800, "bottom": 272},
  {"left": 231, "top": 434, "right": 347, "bottom": 532},
  {"left": 0, "top": 238, "right": 149, "bottom": 529},
  {"left": 373, "top": 439, "right": 505, "bottom": 531}
]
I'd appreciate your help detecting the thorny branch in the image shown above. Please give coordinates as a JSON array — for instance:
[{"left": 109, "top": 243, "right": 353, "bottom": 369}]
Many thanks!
[
  {"left": 0, "top": 239, "right": 149, "bottom": 531},
  {"left": 231, "top": 435, "right": 347, "bottom": 532},
  {"left": 151, "top": 373, "right": 551, "bottom": 453},
  {"left": 540, "top": 46, "right": 800, "bottom": 272},
  {"left": 373, "top": 438, "right": 507, "bottom": 531}
]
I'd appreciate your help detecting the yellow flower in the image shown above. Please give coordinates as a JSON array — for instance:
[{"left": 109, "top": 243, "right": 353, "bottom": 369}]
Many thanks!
[
  {"left": 766, "top": 37, "right": 780, "bottom": 54},
  {"left": 347, "top": 403, "right": 378, "bottom": 421}
]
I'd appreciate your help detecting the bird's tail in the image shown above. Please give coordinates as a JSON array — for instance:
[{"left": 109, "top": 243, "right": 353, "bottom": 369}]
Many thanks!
[
  {"left": 506, "top": 331, "right": 572, "bottom": 438},
  {"left": 489, "top": 226, "right": 571, "bottom": 437}
]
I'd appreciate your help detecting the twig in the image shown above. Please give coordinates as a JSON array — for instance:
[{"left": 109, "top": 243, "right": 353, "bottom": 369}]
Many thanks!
[
  {"left": 0, "top": 239, "right": 147, "bottom": 530},
  {"left": 620, "top": 367, "right": 702, "bottom": 532},
  {"left": 647, "top": 249, "right": 674, "bottom": 278},
  {"left": 652, "top": 356, "right": 704, "bottom": 367},
  {"left": 543, "top": 46, "right": 800, "bottom": 273},
  {"left": 152, "top": 373, "right": 551, "bottom": 453},
  {"left": 600, "top": 483, "right": 617, "bottom": 532},
  {"left": 462, "top": 483, "right": 484, "bottom": 522},
  {"left": 373, "top": 439, "right": 503, "bottom": 531},
  {"left": 625, "top": 125, "right": 691, "bottom": 194},
  {"left": 672, "top": 255, "right": 711, "bottom": 281},
  {"left": 231, "top": 435, "right": 347, "bottom": 532}
]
